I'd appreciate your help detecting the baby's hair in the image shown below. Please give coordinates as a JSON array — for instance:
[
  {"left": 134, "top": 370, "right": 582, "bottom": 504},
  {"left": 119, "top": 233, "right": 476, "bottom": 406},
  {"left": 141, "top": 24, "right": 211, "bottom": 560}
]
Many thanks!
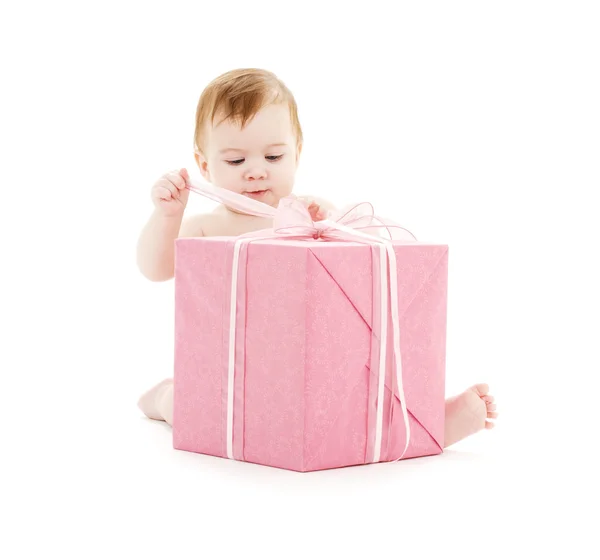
[{"left": 193, "top": 68, "right": 303, "bottom": 154}]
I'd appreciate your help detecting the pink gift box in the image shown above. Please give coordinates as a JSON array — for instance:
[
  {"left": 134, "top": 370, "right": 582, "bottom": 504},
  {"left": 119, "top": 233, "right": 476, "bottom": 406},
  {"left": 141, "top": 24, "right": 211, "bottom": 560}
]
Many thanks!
[{"left": 173, "top": 237, "right": 448, "bottom": 472}]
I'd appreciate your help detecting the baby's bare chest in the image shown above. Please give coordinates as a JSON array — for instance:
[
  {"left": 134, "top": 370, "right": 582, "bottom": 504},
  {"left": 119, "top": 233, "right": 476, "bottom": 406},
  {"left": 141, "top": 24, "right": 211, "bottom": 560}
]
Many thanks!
[{"left": 202, "top": 213, "right": 274, "bottom": 237}]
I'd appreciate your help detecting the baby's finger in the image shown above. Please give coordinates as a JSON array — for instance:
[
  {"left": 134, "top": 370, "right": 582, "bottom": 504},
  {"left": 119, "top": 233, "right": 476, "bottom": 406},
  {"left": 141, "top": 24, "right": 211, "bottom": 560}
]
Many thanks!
[
  {"left": 160, "top": 187, "right": 178, "bottom": 202},
  {"left": 156, "top": 186, "right": 175, "bottom": 201},
  {"left": 310, "top": 203, "right": 325, "bottom": 218},
  {"left": 166, "top": 172, "right": 186, "bottom": 191},
  {"left": 162, "top": 179, "right": 181, "bottom": 199}
]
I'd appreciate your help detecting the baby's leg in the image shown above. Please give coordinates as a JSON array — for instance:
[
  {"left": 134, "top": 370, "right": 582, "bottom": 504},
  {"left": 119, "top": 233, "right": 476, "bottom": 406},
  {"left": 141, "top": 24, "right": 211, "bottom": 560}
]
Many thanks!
[
  {"left": 138, "top": 379, "right": 499, "bottom": 445},
  {"left": 137, "top": 378, "right": 174, "bottom": 426}
]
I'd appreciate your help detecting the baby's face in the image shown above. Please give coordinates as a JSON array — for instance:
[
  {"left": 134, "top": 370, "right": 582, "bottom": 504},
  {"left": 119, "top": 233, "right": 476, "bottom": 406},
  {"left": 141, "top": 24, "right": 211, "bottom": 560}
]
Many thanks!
[{"left": 196, "top": 103, "right": 300, "bottom": 208}]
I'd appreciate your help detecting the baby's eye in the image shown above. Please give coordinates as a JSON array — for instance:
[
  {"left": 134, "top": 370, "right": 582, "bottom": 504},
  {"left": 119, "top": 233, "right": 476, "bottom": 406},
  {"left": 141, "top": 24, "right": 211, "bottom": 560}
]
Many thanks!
[{"left": 225, "top": 154, "right": 283, "bottom": 166}]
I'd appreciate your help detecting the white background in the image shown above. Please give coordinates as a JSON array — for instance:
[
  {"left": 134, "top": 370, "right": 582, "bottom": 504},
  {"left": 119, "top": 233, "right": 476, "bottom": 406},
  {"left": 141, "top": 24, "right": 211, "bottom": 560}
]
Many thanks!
[{"left": 1, "top": 1, "right": 599, "bottom": 558}]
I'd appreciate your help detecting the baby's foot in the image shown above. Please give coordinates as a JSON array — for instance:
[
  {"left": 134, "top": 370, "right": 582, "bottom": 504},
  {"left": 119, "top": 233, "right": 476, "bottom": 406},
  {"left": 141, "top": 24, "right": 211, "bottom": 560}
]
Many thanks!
[
  {"left": 443, "top": 383, "right": 498, "bottom": 448},
  {"left": 137, "top": 378, "right": 174, "bottom": 424}
]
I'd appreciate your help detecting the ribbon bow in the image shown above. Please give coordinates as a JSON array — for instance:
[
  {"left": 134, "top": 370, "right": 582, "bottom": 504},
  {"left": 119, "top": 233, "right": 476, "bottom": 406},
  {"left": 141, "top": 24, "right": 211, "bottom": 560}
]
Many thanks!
[
  {"left": 273, "top": 196, "right": 387, "bottom": 240},
  {"left": 186, "top": 180, "right": 416, "bottom": 242}
]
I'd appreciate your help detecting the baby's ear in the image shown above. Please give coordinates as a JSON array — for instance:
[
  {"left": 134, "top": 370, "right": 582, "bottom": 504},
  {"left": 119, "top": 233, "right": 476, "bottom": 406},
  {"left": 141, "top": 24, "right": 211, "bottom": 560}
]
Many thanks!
[{"left": 194, "top": 150, "right": 210, "bottom": 182}]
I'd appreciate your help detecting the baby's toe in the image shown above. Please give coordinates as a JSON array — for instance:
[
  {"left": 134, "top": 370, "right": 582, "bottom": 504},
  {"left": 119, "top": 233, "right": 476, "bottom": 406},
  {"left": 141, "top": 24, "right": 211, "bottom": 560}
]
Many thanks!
[
  {"left": 487, "top": 411, "right": 498, "bottom": 419},
  {"left": 485, "top": 421, "right": 495, "bottom": 429},
  {"left": 483, "top": 394, "right": 495, "bottom": 405},
  {"left": 473, "top": 383, "right": 489, "bottom": 397},
  {"left": 486, "top": 403, "right": 496, "bottom": 411}
]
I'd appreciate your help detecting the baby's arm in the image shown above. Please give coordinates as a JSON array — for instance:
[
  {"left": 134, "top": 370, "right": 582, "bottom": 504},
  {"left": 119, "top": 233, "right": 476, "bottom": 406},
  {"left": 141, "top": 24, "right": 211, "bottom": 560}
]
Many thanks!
[
  {"left": 137, "top": 211, "right": 187, "bottom": 282},
  {"left": 136, "top": 212, "right": 207, "bottom": 282},
  {"left": 136, "top": 168, "right": 208, "bottom": 282}
]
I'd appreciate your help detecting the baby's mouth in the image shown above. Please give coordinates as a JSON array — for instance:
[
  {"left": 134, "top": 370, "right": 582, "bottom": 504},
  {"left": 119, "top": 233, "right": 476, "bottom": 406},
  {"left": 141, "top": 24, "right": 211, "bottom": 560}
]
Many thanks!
[{"left": 244, "top": 188, "right": 270, "bottom": 197}]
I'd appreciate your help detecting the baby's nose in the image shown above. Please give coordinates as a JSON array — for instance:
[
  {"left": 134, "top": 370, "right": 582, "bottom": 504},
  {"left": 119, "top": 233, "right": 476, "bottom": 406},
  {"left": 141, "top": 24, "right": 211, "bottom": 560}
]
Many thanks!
[{"left": 244, "top": 167, "right": 267, "bottom": 181}]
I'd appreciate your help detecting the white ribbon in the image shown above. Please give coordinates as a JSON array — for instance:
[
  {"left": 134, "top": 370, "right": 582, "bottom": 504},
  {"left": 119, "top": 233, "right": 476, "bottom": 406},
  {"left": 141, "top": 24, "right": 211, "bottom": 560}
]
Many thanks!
[{"left": 323, "top": 220, "right": 410, "bottom": 463}]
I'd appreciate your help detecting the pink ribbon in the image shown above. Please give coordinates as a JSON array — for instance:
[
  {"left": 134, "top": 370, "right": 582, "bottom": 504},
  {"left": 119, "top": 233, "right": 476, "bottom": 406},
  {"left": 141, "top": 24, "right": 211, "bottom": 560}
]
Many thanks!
[{"left": 185, "top": 178, "right": 417, "bottom": 464}]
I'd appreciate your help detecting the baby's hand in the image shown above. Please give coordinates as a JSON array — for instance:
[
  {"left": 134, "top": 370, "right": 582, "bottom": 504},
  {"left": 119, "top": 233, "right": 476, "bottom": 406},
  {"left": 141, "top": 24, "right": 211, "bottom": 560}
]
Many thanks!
[
  {"left": 305, "top": 200, "right": 327, "bottom": 222},
  {"left": 151, "top": 168, "right": 191, "bottom": 217}
]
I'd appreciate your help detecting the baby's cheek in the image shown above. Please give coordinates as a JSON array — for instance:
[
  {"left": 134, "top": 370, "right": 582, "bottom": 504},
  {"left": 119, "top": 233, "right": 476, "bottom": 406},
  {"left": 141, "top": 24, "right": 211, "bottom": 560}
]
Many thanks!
[
  {"left": 214, "top": 166, "right": 238, "bottom": 191},
  {"left": 279, "top": 163, "right": 297, "bottom": 188}
]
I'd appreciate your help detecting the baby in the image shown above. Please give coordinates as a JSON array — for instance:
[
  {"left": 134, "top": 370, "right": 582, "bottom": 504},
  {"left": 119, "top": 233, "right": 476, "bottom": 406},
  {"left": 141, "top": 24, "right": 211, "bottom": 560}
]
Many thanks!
[{"left": 136, "top": 68, "right": 498, "bottom": 450}]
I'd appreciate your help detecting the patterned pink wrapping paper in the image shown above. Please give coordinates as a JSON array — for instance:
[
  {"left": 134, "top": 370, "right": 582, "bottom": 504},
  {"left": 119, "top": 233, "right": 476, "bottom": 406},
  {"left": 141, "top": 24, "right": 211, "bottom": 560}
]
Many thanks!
[{"left": 172, "top": 237, "right": 448, "bottom": 472}]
